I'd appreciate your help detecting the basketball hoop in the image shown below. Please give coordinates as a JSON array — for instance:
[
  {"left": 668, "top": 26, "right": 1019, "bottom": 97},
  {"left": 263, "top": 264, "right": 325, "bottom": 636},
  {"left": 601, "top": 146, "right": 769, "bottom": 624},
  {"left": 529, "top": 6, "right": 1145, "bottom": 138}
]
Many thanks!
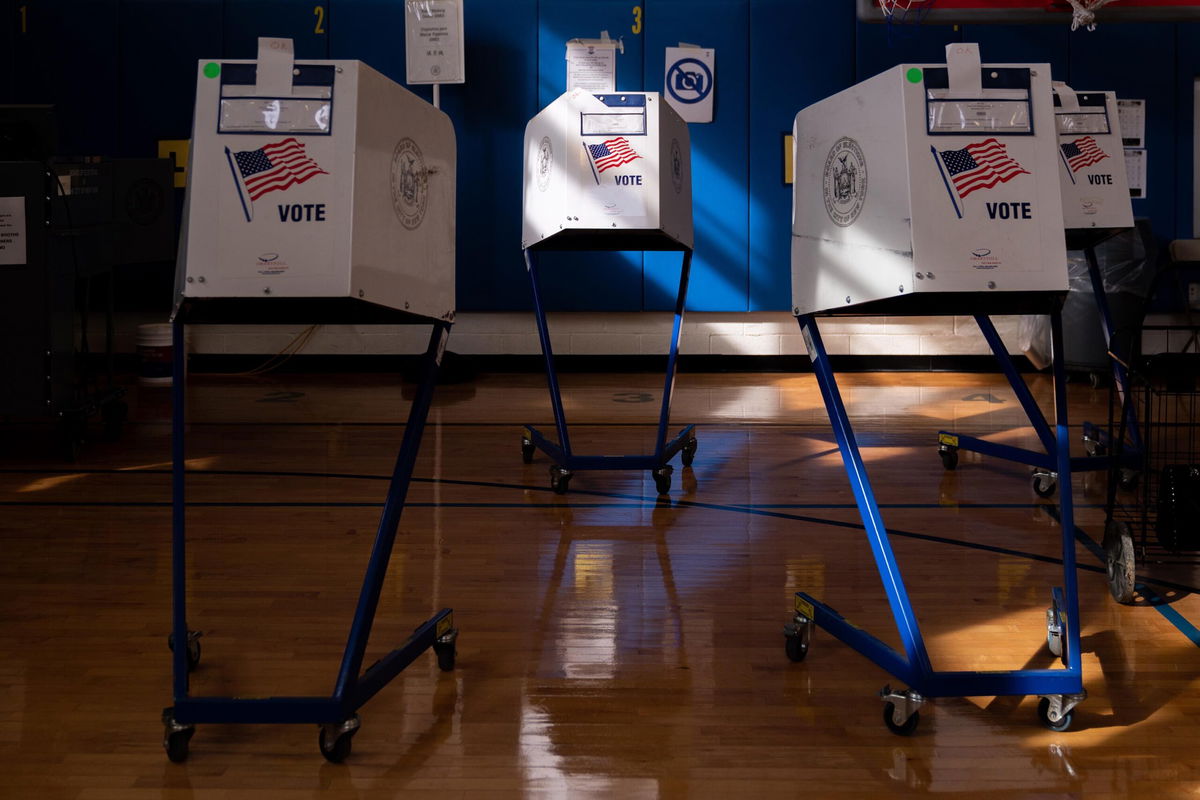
[
  {"left": 1065, "top": 0, "right": 1119, "bottom": 29},
  {"left": 878, "top": 0, "right": 936, "bottom": 24}
]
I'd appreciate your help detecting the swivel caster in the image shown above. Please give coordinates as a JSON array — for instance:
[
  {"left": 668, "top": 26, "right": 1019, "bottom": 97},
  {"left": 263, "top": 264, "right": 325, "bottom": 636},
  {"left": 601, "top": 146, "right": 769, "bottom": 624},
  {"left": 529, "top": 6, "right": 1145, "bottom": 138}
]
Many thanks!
[
  {"left": 652, "top": 465, "right": 673, "bottom": 495},
  {"left": 1032, "top": 471, "right": 1058, "bottom": 498},
  {"left": 521, "top": 433, "right": 535, "bottom": 464},
  {"left": 433, "top": 625, "right": 458, "bottom": 672},
  {"left": 938, "top": 444, "right": 959, "bottom": 471},
  {"left": 1045, "top": 604, "right": 1063, "bottom": 660},
  {"left": 319, "top": 715, "right": 361, "bottom": 763},
  {"left": 1117, "top": 469, "right": 1140, "bottom": 493},
  {"left": 162, "top": 709, "right": 195, "bottom": 763},
  {"left": 881, "top": 686, "right": 924, "bottom": 736},
  {"left": 549, "top": 466, "right": 572, "bottom": 495},
  {"left": 1082, "top": 435, "right": 1105, "bottom": 458},
  {"left": 783, "top": 614, "right": 812, "bottom": 663},
  {"left": 681, "top": 436, "right": 698, "bottom": 468},
  {"left": 167, "top": 630, "right": 203, "bottom": 672},
  {"left": 1037, "top": 691, "right": 1085, "bottom": 732}
]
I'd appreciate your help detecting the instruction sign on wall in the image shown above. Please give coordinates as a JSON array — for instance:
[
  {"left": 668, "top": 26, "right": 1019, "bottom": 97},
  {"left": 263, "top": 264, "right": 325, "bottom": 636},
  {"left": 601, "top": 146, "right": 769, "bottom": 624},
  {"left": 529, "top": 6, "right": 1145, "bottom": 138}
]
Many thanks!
[
  {"left": 664, "top": 45, "right": 714, "bottom": 123},
  {"left": 405, "top": 0, "right": 465, "bottom": 84},
  {"left": 0, "top": 197, "right": 26, "bottom": 266},
  {"left": 566, "top": 38, "right": 618, "bottom": 93}
]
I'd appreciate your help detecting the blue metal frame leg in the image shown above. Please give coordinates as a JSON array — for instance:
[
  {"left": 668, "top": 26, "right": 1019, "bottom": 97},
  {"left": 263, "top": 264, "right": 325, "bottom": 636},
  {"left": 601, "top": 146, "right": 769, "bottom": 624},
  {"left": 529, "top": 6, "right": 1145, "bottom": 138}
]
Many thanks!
[
  {"left": 164, "top": 321, "right": 458, "bottom": 759},
  {"left": 521, "top": 248, "right": 698, "bottom": 494},
  {"left": 787, "top": 314, "right": 1083, "bottom": 730}
]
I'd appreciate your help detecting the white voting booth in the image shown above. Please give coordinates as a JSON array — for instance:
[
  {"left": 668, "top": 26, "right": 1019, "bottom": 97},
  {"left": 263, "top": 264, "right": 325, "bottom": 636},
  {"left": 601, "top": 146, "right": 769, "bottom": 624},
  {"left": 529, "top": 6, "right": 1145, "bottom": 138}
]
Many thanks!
[
  {"left": 782, "top": 46, "right": 1087, "bottom": 736},
  {"left": 522, "top": 89, "right": 692, "bottom": 251},
  {"left": 163, "top": 40, "right": 459, "bottom": 764},
  {"left": 176, "top": 44, "right": 456, "bottom": 321},
  {"left": 791, "top": 45, "right": 1066, "bottom": 315},
  {"left": 1053, "top": 85, "right": 1133, "bottom": 232},
  {"left": 518, "top": 89, "right": 696, "bottom": 496}
]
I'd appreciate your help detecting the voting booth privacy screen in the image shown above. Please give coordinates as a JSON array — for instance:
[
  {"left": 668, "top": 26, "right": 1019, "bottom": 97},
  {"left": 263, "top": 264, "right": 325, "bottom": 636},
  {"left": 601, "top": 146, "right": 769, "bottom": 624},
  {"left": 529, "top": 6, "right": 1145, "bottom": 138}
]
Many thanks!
[
  {"left": 1053, "top": 86, "right": 1134, "bottom": 232},
  {"left": 522, "top": 89, "right": 693, "bottom": 251},
  {"left": 791, "top": 46, "right": 1068, "bottom": 316},
  {"left": 176, "top": 56, "right": 457, "bottom": 321}
]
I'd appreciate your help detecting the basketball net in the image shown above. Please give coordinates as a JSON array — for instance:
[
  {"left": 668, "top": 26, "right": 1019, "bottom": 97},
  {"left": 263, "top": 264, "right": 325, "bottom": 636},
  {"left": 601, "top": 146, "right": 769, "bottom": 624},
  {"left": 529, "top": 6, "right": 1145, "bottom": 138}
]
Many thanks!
[
  {"left": 1064, "top": 0, "right": 1119, "bottom": 30},
  {"left": 878, "top": 0, "right": 935, "bottom": 25}
]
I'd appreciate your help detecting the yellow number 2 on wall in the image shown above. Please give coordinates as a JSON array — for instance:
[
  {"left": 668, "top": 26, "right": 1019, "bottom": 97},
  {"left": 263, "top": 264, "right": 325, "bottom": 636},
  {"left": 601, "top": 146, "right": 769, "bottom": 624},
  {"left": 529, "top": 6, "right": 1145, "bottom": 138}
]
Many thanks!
[
  {"left": 631, "top": 5, "right": 642, "bottom": 35},
  {"left": 314, "top": 4, "right": 326, "bottom": 34}
]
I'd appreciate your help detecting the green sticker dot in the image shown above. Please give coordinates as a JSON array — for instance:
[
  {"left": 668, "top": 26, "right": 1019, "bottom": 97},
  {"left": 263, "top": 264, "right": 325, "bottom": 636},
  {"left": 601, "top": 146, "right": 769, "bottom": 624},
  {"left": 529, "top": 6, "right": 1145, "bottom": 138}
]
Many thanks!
[
  {"left": 906, "top": 67, "right": 923, "bottom": 84},
  {"left": 203, "top": 62, "right": 221, "bottom": 79}
]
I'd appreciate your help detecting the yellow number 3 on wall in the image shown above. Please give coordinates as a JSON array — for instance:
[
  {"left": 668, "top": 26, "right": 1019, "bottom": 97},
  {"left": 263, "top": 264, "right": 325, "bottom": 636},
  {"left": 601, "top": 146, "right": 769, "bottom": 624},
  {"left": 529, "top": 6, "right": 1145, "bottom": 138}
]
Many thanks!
[{"left": 632, "top": 5, "right": 642, "bottom": 34}]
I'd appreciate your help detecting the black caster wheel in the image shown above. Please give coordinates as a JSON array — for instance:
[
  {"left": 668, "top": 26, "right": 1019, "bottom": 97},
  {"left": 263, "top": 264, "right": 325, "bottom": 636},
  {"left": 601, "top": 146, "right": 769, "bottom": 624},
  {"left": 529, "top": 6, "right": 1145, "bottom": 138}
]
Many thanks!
[
  {"left": 434, "top": 642, "right": 456, "bottom": 672},
  {"left": 1032, "top": 472, "right": 1057, "bottom": 498},
  {"left": 549, "top": 466, "right": 572, "bottom": 495},
  {"left": 939, "top": 446, "right": 959, "bottom": 471},
  {"left": 162, "top": 712, "right": 195, "bottom": 763},
  {"left": 1104, "top": 519, "right": 1137, "bottom": 604},
  {"left": 1083, "top": 440, "right": 1106, "bottom": 458},
  {"left": 1037, "top": 697, "right": 1073, "bottom": 732},
  {"left": 521, "top": 435, "right": 535, "bottom": 464},
  {"left": 784, "top": 633, "right": 808, "bottom": 663},
  {"left": 681, "top": 437, "right": 698, "bottom": 468},
  {"left": 319, "top": 715, "right": 360, "bottom": 763},
  {"left": 168, "top": 631, "right": 202, "bottom": 672},
  {"left": 883, "top": 703, "right": 920, "bottom": 736},
  {"left": 653, "top": 466, "right": 673, "bottom": 495},
  {"left": 1045, "top": 606, "right": 1063, "bottom": 659},
  {"left": 1117, "top": 469, "right": 1140, "bottom": 493}
]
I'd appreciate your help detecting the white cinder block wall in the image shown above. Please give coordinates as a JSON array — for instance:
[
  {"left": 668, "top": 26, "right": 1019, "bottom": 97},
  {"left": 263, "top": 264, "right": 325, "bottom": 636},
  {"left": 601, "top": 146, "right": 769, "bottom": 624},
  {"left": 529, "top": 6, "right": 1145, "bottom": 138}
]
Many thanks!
[{"left": 106, "top": 312, "right": 1028, "bottom": 356}]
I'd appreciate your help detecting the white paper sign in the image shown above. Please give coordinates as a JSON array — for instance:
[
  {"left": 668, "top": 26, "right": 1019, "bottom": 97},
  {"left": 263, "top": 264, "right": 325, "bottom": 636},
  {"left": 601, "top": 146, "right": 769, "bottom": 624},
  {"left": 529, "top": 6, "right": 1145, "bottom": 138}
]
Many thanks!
[
  {"left": 0, "top": 197, "right": 27, "bottom": 266},
  {"left": 1117, "top": 98, "right": 1145, "bottom": 147},
  {"left": 1124, "top": 148, "right": 1147, "bottom": 199},
  {"left": 664, "top": 46, "right": 714, "bottom": 123},
  {"left": 254, "top": 37, "right": 294, "bottom": 96},
  {"left": 566, "top": 40, "right": 617, "bottom": 93},
  {"left": 405, "top": 0, "right": 465, "bottom": 84}
]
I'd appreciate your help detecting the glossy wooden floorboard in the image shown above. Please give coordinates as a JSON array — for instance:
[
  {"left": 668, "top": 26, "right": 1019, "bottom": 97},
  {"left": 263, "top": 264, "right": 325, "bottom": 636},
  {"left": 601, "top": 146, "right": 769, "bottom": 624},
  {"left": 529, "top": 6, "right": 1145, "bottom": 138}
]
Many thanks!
[{"left": 2, "top": 370, "right": 1199, "bottom": 798}]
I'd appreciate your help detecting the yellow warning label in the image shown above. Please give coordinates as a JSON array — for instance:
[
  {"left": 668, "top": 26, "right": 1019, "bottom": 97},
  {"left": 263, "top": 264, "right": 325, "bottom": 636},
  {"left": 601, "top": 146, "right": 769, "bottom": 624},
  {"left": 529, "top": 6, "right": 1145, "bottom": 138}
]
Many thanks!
[
  {"left": 158, "top": 139, "right": 190, "bottom": 188},
  {"left": 436, "top": 614, "right": 453, "bottom": 638},
  {"left": 938, "top": 433, "right": 959, "bottom": 447},
  {"left": 794, "top": 596, "right": 814, "bottom": 620}
]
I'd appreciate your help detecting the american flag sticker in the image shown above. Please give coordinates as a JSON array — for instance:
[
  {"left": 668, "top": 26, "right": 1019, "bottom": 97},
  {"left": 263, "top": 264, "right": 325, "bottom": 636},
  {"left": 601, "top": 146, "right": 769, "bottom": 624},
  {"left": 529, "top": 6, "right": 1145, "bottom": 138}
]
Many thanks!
[
  {"left": 225, "top": 138, "right": 327, "bottom": 221},
  {"left": 1060, "top": 136, "right": 1109, "bottom": 173},
  {"left": 584, "top": 137, "right": 642, "bottom": 184},
  {"left": 932, "top": 138, "right": 1030, "bottom": 219}
]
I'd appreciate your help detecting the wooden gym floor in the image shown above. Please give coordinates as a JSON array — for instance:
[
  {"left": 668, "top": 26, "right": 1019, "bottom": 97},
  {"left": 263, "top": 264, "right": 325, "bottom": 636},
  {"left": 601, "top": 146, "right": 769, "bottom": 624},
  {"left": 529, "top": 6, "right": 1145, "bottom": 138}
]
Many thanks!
[{"left": 2, "top": 368, "right": 1199, "bottom": 797}]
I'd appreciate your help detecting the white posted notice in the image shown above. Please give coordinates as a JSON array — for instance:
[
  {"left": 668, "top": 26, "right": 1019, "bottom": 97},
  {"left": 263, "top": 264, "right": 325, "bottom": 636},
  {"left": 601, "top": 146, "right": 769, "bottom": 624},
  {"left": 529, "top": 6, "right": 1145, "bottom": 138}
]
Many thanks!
[
  {"left": 566, "top": 40, "right": 617, "bottom": 93},
  {"left": 664, "top": 45, "right": 715, "bottom": 123},
  {"left": 1117, "top": 99, "right": 1145, "bottom": 147},
  {"left": 1124, "top": 148, "right": 1147, "bottom": 199},
  {"left": 405, "top": 0, "right": 465, "bottom": 84},
  {"left": 0, "top": 197, "right": 27, "bottom": 265}
]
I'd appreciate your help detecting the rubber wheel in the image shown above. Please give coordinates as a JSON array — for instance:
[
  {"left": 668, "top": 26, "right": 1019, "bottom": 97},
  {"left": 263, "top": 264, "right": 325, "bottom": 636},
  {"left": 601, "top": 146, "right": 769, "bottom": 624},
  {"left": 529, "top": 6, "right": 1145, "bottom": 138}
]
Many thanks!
[
  {"left": 1083, "top": 439, "right": 1106, "bottom": 458},
  {"left": 1045, "top": 608, "right": 1063, "bottom": 659},
  {"left": 1037, "top": 697, "right": 1072, "bottom": 732},
  {"left": 939, "top": 447, "right": 959, "bottom": 471},
  {"left": 784, "top": 633, "right": 808, "bottom": 663},
  {"left": 435, "top": 643, "right": 456, "bottom": 672},
  {"left": 521, "top": 436, "right": 535, "bottom": 464},
  {"left": 1104, "top": 520, "right": 1137, "bottom": 604},
  {"left": 1118, "top": 469, "right": 1140, "bottom": 493},
  {"left": 681, "top": 438, "right": 698, "bottom": 468},
  {"left": 319, "top": 725, "right": 356, "bottom": 763},
  {"left": 167, "top": 632, "right": 201, "bottom": 672},
  {"left": 550, "top": 467, "right": 571, "bottom": 495},
  {"left": 883, "top": 703, "right": 920, "bottom": 736},
  {"left": 164, "top": 725, "right": 194, "bottom": 763},
  {"left": 1033, "top": 473, "right": 1057, "bottom": 498},
  {"left": 653, "top": 468, "right": 672, "bottom": 495}
]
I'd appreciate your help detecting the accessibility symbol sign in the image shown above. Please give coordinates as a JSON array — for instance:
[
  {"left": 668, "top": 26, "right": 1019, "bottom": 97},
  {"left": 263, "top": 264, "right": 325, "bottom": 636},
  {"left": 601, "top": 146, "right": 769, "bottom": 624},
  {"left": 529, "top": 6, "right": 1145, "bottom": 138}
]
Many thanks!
[{"left": 664, "top": 46, "right": 714, "bottom": 123}]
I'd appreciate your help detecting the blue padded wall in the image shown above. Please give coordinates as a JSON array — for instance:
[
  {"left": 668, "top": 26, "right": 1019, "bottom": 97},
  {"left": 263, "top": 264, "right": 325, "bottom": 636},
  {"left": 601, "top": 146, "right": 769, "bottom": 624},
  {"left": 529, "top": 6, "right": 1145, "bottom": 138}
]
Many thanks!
[{"left": 223, "top": 0, "right": 329, "bottom": 59}]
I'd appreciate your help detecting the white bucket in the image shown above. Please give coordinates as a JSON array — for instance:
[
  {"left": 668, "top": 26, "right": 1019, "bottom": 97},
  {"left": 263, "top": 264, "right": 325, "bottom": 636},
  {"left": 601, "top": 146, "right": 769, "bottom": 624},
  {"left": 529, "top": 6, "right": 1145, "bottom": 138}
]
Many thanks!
[{"left": 137, "top": 323, "right": 176, "bottom": 386}]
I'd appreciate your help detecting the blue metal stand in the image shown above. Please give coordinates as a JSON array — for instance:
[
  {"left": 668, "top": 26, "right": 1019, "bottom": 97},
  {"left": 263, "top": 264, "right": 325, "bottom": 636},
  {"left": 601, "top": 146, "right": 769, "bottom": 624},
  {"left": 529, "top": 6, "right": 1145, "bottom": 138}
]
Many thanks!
[
  {"left": 163, "top": 318, "right": 459, "bottom": 763},
  {"left": 937, "top": 245, "right": 1140, "bottom": 495},
  {"left": 522, "top": 247, "right": 697, "bottom": 496},
  {"left": 786, "top": 312, "right": 1084, "bottom": 733}
]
